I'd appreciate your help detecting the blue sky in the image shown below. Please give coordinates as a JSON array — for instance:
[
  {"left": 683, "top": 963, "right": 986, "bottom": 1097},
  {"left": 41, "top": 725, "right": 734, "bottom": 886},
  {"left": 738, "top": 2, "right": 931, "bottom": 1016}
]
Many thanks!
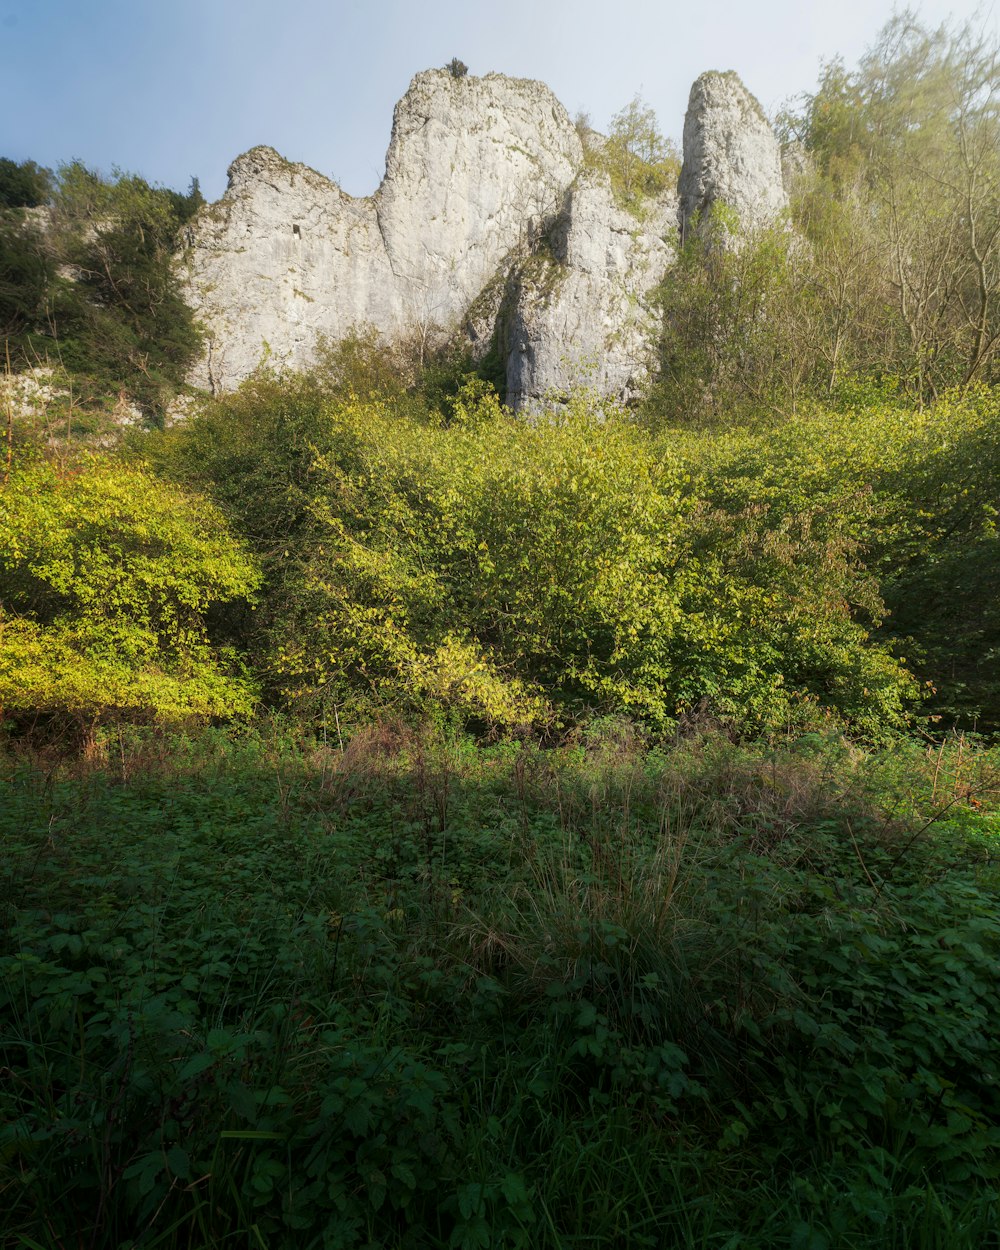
[{"left": 2, "top": 0, "right": 997, "bottom": 201}]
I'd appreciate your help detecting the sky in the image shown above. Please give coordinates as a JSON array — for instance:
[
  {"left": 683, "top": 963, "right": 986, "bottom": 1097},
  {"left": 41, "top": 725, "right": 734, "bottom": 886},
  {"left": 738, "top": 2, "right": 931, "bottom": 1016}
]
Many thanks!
[{"left": 2, "top": 0, "right": 998, "bottom": 202}]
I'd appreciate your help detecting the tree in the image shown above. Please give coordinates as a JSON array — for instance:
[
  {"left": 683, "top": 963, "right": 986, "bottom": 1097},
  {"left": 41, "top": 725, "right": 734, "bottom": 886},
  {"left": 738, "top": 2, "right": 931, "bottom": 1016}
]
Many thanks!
[
  {"left": 789, "top": 165, "right": 890, "bottom": 397},
  {"left": 1, "top": 161, "right": 203, "bottom": 421},
  {"left": 0, "top": 213, "right": 53, "bottom": 344},
  {"left": 647, "top": 210, "right": 816, "bottom": 425},
  {"left": 0, "top": 157, "right": 52, "bottom": 209},
  {"left": 601, "top": 95, "right": 679, "bottom": 209},
  {"left": 795, "top": 14, "right": 1000, "bottom": 401}
]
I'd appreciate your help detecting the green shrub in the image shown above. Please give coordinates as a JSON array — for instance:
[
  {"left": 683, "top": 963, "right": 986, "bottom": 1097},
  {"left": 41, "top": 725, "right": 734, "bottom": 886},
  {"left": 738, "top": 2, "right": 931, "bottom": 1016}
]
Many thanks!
[
  {"left": 0, "top": 457, "right": 260, "bottom": 735},
  {"left": 142, "top": 375, "right": 916, "bottom": 737}
]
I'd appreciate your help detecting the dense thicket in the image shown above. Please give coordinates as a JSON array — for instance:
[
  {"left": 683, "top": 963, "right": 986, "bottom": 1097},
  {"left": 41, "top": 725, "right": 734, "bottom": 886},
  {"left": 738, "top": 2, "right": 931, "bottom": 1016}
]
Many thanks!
[
  {"left": 138, "top": 361, "right": 923, "bottom": 739},
  {"left": 4, "top": 358, "right": 999, "bottom": 742},
  {"left": 0, "top": 159, "right": 202, "bottom": 420},
  {"left": 673, "top": 387, "right": 1000, "bottom": 730}
]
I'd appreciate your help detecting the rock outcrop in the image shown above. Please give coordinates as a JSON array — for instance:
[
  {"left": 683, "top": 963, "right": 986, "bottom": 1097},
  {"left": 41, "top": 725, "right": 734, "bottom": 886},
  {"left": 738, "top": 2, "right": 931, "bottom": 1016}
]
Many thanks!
[
  {"left": 182, "top": 148, "right": 393, "bottom": 392},
  {"left": 180, "top": 65, "right": 787, "bottom": 408},
  {"left": 678, "top": 71, "right": 787, "bottom": 240},
  {"left": 505, "top": 171, "right": 676, "bottom": 409},
  {"left": 377, "top": 72, "right": 581, "bottom": 327},
  {"left": 182, "top": 71, "right": 581, "bottom": 393}
]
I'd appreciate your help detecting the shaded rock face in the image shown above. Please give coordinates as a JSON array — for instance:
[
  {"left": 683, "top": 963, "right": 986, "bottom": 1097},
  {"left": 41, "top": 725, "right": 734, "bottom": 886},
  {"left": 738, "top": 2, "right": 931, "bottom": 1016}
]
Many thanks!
[
  {"left": 678, "top": 71, "right": 787, "bottom": 240},
  {"left": 180, "top": 66, "right": 786, "bottom": 408},
  {"left": 506, "top": 172, "right": 676, "bottom": 409},
  {"left": 183, "top": 71, "right": 581, "bottom": 392}
]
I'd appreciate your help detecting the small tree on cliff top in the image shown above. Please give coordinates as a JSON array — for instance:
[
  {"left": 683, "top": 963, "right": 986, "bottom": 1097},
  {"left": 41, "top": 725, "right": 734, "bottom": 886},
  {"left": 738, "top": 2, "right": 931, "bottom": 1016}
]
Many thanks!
[{"left": 603, "top": 95, "right": 680, "bottom": 210}]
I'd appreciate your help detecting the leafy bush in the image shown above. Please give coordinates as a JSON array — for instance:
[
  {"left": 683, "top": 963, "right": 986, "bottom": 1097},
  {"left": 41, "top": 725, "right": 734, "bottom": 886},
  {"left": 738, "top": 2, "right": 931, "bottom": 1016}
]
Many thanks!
[
  {"left": 142, "top": 373, "right": 916, "bottom": 737},
  {"left": 668, "top": 387, "right": 1000, "bottom": 730},
  {"left": 0, "top": 458, "right": 260, "bottom": 736}
]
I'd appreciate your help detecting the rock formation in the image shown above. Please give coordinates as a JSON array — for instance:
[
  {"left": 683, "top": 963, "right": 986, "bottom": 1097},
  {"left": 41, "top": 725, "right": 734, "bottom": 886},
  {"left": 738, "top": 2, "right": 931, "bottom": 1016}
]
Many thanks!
[
  {"left": 182, "top": 71, "right": 581, "bottom": 394},
  {"left": 678, "top": 71, "right": 788, "bottom": 241},
  {"left": 179, "top": 65, "right": 787, "bottom": 409},
  {"left": 505, "top": 171, "right": 676, "bottom": 409}
]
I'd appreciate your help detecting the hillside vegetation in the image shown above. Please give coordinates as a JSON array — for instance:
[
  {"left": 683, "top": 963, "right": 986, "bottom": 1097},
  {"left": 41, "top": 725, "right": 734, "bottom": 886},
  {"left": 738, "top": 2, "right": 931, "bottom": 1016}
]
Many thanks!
[
  {"left": 2, "top": 14, "right": 1000, "bottom": 1250},
  {"left": 1, "top": 160, "right": 203, "bottom": 422},
  {"left": 653, "top": 16, "right": 1000, "bottom": 421}
]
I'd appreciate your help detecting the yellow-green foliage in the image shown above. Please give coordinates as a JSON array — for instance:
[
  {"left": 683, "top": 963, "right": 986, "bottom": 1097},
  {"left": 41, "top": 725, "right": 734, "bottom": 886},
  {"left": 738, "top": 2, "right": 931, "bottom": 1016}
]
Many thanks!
[
  {"left": 0, "top": 460, "right": 260, "bottom": 726},
  {"left": 580, "top": 95, "right": 680, "bottom": 215},
  {"left": 147, "top": 372, "right": 917, "bottom": 737},
  {"left": 296, "top": 390, "right": 695, "bottom": 727},
  {"left": 23, "top": 363, "right": 995, "bottom": 739},
  {"left": 671, "top": 386, "right": 1000, "bottom": 728}
]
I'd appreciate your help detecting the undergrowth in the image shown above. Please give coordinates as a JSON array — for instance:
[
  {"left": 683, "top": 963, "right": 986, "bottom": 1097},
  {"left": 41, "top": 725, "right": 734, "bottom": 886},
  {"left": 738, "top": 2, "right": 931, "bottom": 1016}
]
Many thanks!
[{"left": 1, "top": 724, "right": 999, "bottom": 1248}]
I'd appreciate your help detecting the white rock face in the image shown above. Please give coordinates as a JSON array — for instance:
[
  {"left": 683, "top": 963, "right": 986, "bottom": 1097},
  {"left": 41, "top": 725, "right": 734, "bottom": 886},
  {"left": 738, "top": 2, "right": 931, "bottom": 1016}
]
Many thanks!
[
  {"left": 182, "top": 70, "right": 581, "bottom": 392},
  {"left": 378, "top": 71, "right": 582, "bottom": 327},
  {"left": 1, "top": 366, "right": 144, "bottom": 432},
  {"left": 182, "top": 148, "right": 395, "bottom": 392},
  {"left": 678, "top": 71, "right": 787, "bottom": 239},
  {"left": 179, "top": 65, "right": 786, "bottom": 408},
  {"left": 0, "top": 366, "right": 66, "bottom": 420},
  {"left": 506, "top": 171, "right": 677, "bottom": 409}
]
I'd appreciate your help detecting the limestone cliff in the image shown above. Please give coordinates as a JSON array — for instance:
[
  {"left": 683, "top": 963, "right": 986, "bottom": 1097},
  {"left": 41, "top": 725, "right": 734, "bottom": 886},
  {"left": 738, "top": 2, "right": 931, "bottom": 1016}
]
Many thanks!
[
  {"left": 182, "top": 71, "right": 581, "bottom": 393},
  {"left": 182, "top": 147, "right": 393, "bottom": 392},
  {"left": 180, "top": 65, "right": 786, "bottom": 408},
  {"left": 678, "top": 71, "right": 787, "bottom": 240}
]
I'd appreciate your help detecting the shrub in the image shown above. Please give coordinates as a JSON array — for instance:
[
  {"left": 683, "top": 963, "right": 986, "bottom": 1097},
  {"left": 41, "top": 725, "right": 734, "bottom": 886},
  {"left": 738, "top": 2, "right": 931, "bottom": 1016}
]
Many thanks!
[
  {"left": 143, "top": 376, "right": 916, "bottom": 737},
  {"left": 0, "top": 458, "right": 260, "bottom": 737}
]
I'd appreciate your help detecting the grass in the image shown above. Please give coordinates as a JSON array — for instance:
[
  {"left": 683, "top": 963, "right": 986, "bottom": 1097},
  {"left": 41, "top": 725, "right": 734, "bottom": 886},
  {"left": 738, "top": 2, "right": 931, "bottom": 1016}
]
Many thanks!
[{"left": 1, "top": 722, "right": 999, "bottom": 1248}]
